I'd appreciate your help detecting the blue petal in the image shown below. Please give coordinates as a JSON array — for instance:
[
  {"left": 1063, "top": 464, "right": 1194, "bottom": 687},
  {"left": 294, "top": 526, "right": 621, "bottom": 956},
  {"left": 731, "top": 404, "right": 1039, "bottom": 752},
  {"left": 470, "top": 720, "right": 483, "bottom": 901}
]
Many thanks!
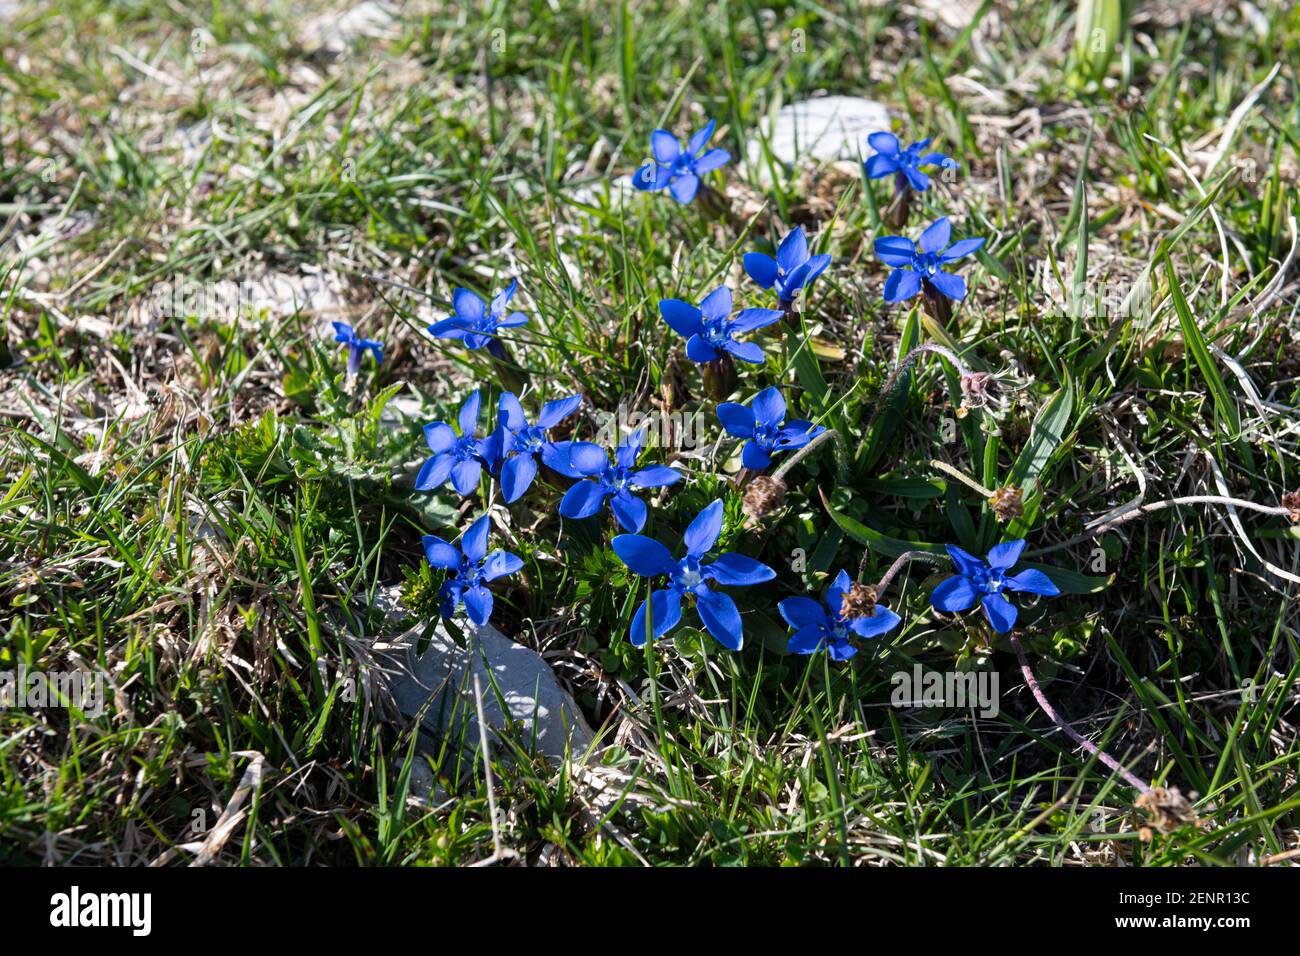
[
  {"left": 548, "top": 440, "right": 607, "bottom": 478},
  {"left": 744, "top": 252, "right": 779, "bottom": 289},
  {"left": 501, "top": 453, "right": 538, "bottom": 503},
  {"left": 450, "top": 459, "right": 482, "bottom": 496},
  {"left": 462, "top": 585, "right": 493, "bottom": 625},
  {"left": 481, "top": 550, "right": 524, "bottom": 582},
  {"left": 498, "top": 392, "right": 527, "bottom": 431},
  {"left": 864, "top": 153, "right": 899, "bottom": 178},
  {"left": 457, "top": 391, "right": 481, "bottom": 435},
  {"left": 489, "top": 279, "right": 517, "bottom": 317},
  {"left": 931, "top": 574, "right": 980, "bottom": 612},
  {"left": 874, "top": 236, "right": 917, "bottom": 267},
  {"left": 452, "top": 288, "right": 486, "bottom": 323},
  {"left": 787, "top": 623, "right": 828, "bottom": 655},
  {"left": 650, "top": 129, "right": 680, "bottom": 165},
  {"left": 414, "top": 453, "right": 454, "bottom": 491},
  {"left": 699, "top": 286, "right": 733, "bottom": 322},
  {"left": 849, "top": 605, "right": 901, "bottom": 639},
  {"left": 750, "top": 387, "right": 787, "bottom": 429},
  {"left": 940, "top": 237, "right": 985, "bottom": 262},
  {"left": 867, "top": 131, "right": 900, "bottom": 155},
  {"left": 981, "top": 592, "right": 1018, "bottom": 634},
  {"left": 902, "top": 165, "right": 931, "bottom": 191},
  {"left": 632, "top": 163, "right": 665, "bottom": 191},
  {"left": 609, "top": 490, "right": 647, "bottom": 533},
  {"left": 827, "top": 569, "right": 852, "bottom": 614},
  {"left": 669, "top": 172, "right": 700, "bottom": 204},
  {"left": 696, "top": 587, "right": 744, "bottom": 651},
  {"left": 627, "top": 464, "right": 681, "bottom": 489},
  {"left": 706, "top": 552, "right": 776, "bottom": 587},
  {"left": 776, "top": 227, "right": 809, "bottom": 273},
  {"left": 660, "top": 299, "right": 704, "bottom": 338},
  {"left": 423, "top": 535, "right": 459, "bottom": 569},
  {"left": 740, "top": 441, "right": 773, "bottom": 470},
  {"left": 1005, "top": 569, "right": 1060, "bottom": 596},
  {"left": 682, "top": 499, "right": 724, "bottom": 558},
  {"left": 916, "top": 217, "right": 952, "bottom": 254},
  {"left": 729, "top": 307, "right": 783, "bottom": 333},
  {"left": 946, "top": 545, "right": 986, "bottom": 577},
  {"left": 611, "top": 534, "right": 676, "bottom": 577},
  {"left": 985, "top": 539, "right": 1026, "bottom": 570},
  {"left": 424, "top": 422, "right": 455, "bottom": 453},
  {"left": 884, "top": 268, "right": 923, "bottom": 302},
  {"left": 461, "top": 515, "right": 491, "bottom": 564},
  {"left": 724, "top": 340, "right": 766, "bottom": 364},
  {"left": 716, "top": 401, "right": 756, "bottom": 439},
  {"left": 629, "top": 588, "right": 682, "bottom": 647},
  {"left": 537, "top": 393, "right": 583, "bottom": 428},
  {"left": 779, "top": 596, "right": 828, "bottom": 630},
  {"left": 926, "top": 270, "right": 966, "bottom": 301},
  {"left": 560, "top": 480, "right": 609, "bottom": 520},
  {"left": 687, "top": 119, "right": 716, "bottom": 156},
  {"left": 692, "top": 147, "right": 729, "bottom": 173},
  {"left": 685, "top": 334, "right": 721, "bottom": 363}
]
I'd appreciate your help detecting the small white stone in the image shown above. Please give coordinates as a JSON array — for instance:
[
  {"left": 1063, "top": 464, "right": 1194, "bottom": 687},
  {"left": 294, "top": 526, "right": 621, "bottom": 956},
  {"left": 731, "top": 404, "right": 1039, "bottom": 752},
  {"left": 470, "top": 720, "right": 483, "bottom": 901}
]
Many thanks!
[{"left": 746, "top": 96, "right": 890, "bottom": 175}]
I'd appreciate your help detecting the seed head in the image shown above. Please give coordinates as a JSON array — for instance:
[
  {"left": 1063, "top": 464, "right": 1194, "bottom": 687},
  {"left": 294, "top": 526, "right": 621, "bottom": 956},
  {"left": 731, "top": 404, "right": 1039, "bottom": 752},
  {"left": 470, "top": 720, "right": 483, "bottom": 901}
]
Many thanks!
[
  {"left": 1283, "top": 491, "right": 1300, "bottom": 523},
  {"left": 988, "top": 485, "right": 1024, "bottom": 522},
  {"left": 959, "top": 371, "right": 996, "bottom": 413},
  {"left": 742, "top": 475, "right": 787, "bottom": 522},
  {"left": 838, "top": 582, "right": 878, "bottom": 620}
]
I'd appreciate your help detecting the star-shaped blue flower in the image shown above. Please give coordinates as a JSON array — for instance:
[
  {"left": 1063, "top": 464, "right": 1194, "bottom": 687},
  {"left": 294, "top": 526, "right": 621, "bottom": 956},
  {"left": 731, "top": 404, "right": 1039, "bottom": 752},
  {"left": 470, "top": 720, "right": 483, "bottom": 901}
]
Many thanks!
[
  {"left": 332, "top": 321, "right": 383, "bottom": 375},
  {"left": 415, "top": 390, "right": 497, "bottom": 497},
  {"left": 743, "top": 227, "right": 832, "bottom": 305},
  {"left": 632, "top": 118, "right": 731, "bottom": 205},
  {"left": 428, "top": 280, "right": 529, "bottom": 350},
  {"left": 716, "top": 386, "right": 825, "bottom": 470},
  {"left": 423, "top": 514, "right": 524, "bottom": 626},
  {"left": 874, "top": 217, "right": 985, "bottom": 303},
  {"left": 494, "top": 392, "right": 605, "bottom": 504},
  {"left": 930, "top": 539, "right": 1061, "bottom": 634},
  {"left": 559, "top": 428, "right": 683, "bottom": 533},
  {"left": 659, "top": 287, "right": 782, "bottom": 366},
  {"left": 612, "top": 499, "right": 775, "bottom": 650},
  {"left": 779, "top": 569, "right": 902, "bottom": 660},
  {"left": 864, "top": 132, "right": 957, "bottom": 191}
]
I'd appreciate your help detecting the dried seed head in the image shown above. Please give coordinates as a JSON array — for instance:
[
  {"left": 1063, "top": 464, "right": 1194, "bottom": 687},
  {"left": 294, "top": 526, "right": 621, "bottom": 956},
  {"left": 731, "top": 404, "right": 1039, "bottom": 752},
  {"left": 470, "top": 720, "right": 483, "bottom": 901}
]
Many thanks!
[
  {"left": 959, "top": 371, "right": 996, "bottom": 412},
  {"left": 742, "top": 475, "right": 787, "bottom": 521},
  {"left": 1283, "top": 491, "right": 1300, "bottom": 523},
  {"left": 1135, "top": 786, "right": 1201, "bottom": 842},
  {"left": 988, "top": 485, "right": 1024, "bottom": 522},
  {"left": 838, "top": 582, "right": 878, "bottom": 620}
]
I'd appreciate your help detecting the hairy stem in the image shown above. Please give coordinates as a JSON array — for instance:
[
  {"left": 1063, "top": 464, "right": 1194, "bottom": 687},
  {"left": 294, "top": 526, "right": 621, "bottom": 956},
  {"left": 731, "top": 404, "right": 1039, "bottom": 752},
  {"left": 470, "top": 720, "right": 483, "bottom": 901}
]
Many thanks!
[
  {"left": 930, "top": 459, "right": 996, "bottom": 498},
  {"left": 1009, "top": 633, "right": 1152, "bottom": 795},
  {"left": 873, "top": 549, "right": 946, "bottom": 603}
]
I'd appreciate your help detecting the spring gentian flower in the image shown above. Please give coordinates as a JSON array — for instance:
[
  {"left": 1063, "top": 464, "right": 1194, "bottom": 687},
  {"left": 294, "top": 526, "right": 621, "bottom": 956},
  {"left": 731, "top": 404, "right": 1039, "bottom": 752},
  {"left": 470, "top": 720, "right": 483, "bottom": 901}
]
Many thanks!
[
  {"left": 779, "top": 569, "right": 901, "bottom": 660},
  {"left": 494, "top": 392, "right": 605, "bottom": 504},
  {"left": 864, "top": 133, "right": 956, "bottom": 191},
  {"left": 423, "top": 514, "right": 523, "bottom": 626},
  {"left": 427, "top": 280, "right": 528, "bottom": 351},
  {"left": 875, "top": 217, "right": 985, "bottom": 303},
  {"left": 743, "top": 227, "right": 832, "bottom": 306},
  {"left": 659, "top": 287, "right": 782, "bottom": 365},
  {"left": 559, "top": 428, "right": 682, "bottom": 532},
  {"left": 716, "top": 386, "right": 825, "bottom": 470},
  {"left": 415, "top": 390, "right": 496, "bottom": 496},
  {"left": 930, "top": 539, "right": 1060, "bottom": 634},
  {"left": 332, "top": 321, "right": 383, "bottom": 375},
  {"left": 632, "top": 119, "right": 730, "bottom": 205},
  {"left": 612, "top": 499, "right": 775, "bottom": 650}
]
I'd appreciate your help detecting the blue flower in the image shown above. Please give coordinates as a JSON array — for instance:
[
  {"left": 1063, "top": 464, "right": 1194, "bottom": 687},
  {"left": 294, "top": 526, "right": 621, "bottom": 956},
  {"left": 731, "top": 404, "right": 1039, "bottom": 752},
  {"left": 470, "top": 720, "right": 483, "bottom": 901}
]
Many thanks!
[
  {"left": 632, "top": 119, "right": 731, "bottom": 204},
  {"left": 659, "top": 287, "right": 782, "bottom": 365},
  {"left": 494, "top": 392, "right": 606, "bottom": 504},
  {"left": 716, "top": 386, "right": 825, "bottom": 470},
  {"left": 930, "top": 539, "right": 1061, "bottom": 634},
  {"left": 559, "top": 428, "right": 683, "bottom": 532},
  {"left": 612, "top": 499, "right": 775, "bottom": 650},
  {"left": 874, "top": 217, "right": 985, "bottom": 303},
  {"left": 779, "top": 569, "right": 901, "bottom": 660},
  {"left": 864, "top": 132, "right": 957, "bottom": 191},
  {"left": 427, "top": 280, "right": 529, "bottom": 350},
  {"left": 332, "top": 321, "right": 383, "bottom": 375},
  {"left": 423, "top": 514, "right": 524, "bottom": 626},
  {"left": 415, "top": 390, "right": 497, "bottom": 496},
  {"left": 743, "top": 227, "right": 832, "bottom": 305}
]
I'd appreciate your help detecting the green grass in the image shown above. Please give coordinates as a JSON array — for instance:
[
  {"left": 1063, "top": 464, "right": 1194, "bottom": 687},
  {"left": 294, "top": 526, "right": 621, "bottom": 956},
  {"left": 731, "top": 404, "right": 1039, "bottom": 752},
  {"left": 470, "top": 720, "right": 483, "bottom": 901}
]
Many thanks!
[{"left": 1, "top": 0, "right": 1298, "bottom": 866}]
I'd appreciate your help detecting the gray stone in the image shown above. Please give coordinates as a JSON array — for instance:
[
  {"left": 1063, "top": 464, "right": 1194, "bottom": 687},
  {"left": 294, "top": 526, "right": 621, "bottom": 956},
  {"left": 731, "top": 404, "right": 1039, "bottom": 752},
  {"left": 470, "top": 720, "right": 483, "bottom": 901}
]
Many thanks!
[
  {"left": 746, "top": 96, "right": 890, "bottom": 173},
  {"left": 379, "top": 603, "right": 596, "bottom": 773}
]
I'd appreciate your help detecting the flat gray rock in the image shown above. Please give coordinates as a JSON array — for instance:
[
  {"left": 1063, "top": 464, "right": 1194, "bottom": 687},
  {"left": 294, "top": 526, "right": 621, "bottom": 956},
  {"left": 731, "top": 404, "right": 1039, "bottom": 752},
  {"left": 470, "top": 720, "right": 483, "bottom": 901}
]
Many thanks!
[
  {"left": 378, "top": 601, "right": 596, "bottom": 775},
  {"left": 746, "top": 96, "right": 890, "bottom": 172}
]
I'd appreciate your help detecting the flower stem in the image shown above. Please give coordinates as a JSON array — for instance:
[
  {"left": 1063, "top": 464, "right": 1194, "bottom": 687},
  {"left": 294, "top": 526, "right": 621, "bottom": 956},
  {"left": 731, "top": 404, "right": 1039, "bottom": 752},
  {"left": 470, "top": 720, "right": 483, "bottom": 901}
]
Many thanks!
[
  {"left": 884, "top": 175, "right": 912, "bottom": 230},
  {"left": 856, "top": 342, "right": 978, "bottom": 460},
  {"left": 872, "top": 549, "right": 946, "bottom": 603},
  {"left": 930, "top": 459, "right": 996, "bottom": 498},
  {"left": 1025, "top": 495, "right": 1295, "bottom": 558},
  {"left": 1008, "top": 633, "right": 1152, "bottom": 795},
  {"left": 771, "top": 427, "right": 843, "bottom": 484}
]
